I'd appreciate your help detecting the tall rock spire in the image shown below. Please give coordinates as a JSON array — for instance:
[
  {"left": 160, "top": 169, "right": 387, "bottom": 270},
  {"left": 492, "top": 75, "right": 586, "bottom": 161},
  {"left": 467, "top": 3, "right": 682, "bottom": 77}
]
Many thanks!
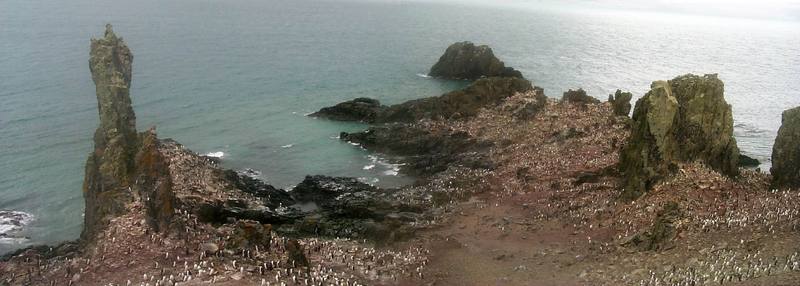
[{"left": 82, "top": 24, "right": 138, "bottom": 241}]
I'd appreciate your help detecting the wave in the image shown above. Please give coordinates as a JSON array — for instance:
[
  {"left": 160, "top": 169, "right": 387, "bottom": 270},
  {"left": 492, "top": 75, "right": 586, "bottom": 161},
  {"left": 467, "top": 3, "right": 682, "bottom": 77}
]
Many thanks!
[
  {"left": 203, "top": 151, "right": 225, "bottom": 158},
  {"left": 366, "top": 155, "right": 403, "bottom": 176},
  {"left": 0, "top": 210, "right": 35, "bottom": 244},
  {"left": 416, "top": 73, "right": 432, "bottom": 79},
  {"left": 281, "top": 144, "right": 294, "bottom": 148},
  {"left": 363, "top": 164, "right": 375, "bottom": 170}
]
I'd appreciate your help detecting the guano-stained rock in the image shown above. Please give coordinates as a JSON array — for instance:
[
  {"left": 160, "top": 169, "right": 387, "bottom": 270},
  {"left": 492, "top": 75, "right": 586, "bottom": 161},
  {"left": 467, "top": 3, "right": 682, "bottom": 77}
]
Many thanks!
[
  {"left": 771, "top": 106, "right": 800, "bottom": 189},
  {"left": 82, "top": 24, "right": 138, "bottom": 241},
  {"left": 620, "top": 74, "right": 740, "bottom": 200}
]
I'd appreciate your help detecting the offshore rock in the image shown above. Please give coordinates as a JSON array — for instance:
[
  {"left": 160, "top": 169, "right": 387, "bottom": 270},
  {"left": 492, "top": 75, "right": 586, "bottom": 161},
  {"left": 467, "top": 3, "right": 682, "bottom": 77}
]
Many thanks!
[
  {"left": 561, "top": 88, "right": 600, "bottom": 105},
  {"left": 771, "top": 106, "right": 800, "bottom": 189},
  {"left": 620, "top": 74, "right": 740, "bottom": 200},
  {"left": 738, "top": 154, "right": 760, "bottom": 168},
  {"left": 82, "top": 24, "right": 138, "bottom": 241},
  {"left": 375, "top": 77, "right": 533, "bottom": 123},
  {"left": 428, "top": 41, "right": 523, "bottom": 80},
  {"left": 309, "top": 97, "right": 385, "bottom": 123},
  {"left": 608, "top": 89, "right": 633, "bottom": 116}
]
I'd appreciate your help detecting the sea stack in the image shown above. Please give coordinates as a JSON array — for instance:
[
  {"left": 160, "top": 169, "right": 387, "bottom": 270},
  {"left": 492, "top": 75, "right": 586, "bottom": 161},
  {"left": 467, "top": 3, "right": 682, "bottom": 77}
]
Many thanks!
[
  {"left": 620, "top": 74, "right": 740, "bottom": 200},
  {"left": 770, "top": 106, "right": 800, "bottom": 189},
  {"left": 82, "top": 24, "right": 138, "bottom": 241},
  {"left": 428, "top": 41, "right": 523, "bottom": 80}
]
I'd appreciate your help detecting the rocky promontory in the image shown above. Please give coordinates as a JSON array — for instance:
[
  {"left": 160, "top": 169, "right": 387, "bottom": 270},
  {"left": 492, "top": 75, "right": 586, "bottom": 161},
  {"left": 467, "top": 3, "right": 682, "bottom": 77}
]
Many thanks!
[
  {"left": 428, "top": 41, "right": 523, "bottom": 80},
  {"left": 4, "top": 31, "right": 800, "bottom": 286}
]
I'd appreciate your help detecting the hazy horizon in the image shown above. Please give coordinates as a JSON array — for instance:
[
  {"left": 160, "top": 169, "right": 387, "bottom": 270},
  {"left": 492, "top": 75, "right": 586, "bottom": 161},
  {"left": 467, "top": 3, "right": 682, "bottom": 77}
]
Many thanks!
[{"left": 364, "top": 0, "right": 800, "bottom": 22}]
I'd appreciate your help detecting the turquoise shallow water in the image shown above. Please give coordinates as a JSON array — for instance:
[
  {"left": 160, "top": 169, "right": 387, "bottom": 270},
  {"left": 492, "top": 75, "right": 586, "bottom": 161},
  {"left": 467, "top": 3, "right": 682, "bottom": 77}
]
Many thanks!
[{"left": 1, "top": 0, "right": 799, "bottom": 254}]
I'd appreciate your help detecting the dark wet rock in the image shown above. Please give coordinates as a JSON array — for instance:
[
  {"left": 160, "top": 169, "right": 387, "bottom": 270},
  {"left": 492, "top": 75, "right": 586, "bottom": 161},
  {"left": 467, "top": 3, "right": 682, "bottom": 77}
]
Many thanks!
[
  {"left": 314, "top": 77, "right": 533, "bottom": 124},
  {"left": 282, "top": 175, "right": 423, "bottom": 241},
  {"left": 292, "top": 175, "right": 378, "bottom": 204},
  {"left": 227, "top": 220, "right": 272, "bottom": 250},
  {"left": 771, "top": 106, "right": 800, "bottom": 189},
  {"left": 428, "top": 41, "right": 523, "bottom": 80},
  {"left": 82, "top": 24, "right": 138, "bottom": 241},
  {"left": 620, "top": 74, "right": 740, "bottom": 200},
  {"left": 561, "top": 88, "right": 600, "bottom": 105},
  {"left": 608, "top": 89, "right": 633, "bottom": 116},
  {"left": 623, "top": 202, "right": 682, "bottom": 251},
  {"left": 222, "top": 169, "right": 294, "bottom": 209},
  {"left": 340, "top": 124, "right": 493, "bottom": 176},
  {"left": 285, "top": 239, "right": 309, "bottom": 268},
  {"left": 309, "top": 97, "right": 385, "bottom": 123},
  {"left": 376, "top": 77, "right": 533, "bottom": 123},
  {"left": 1, "top": 242, "right": 79, "bottom": 262},
  {"left": 738, "top": 154, "right": 760, "bottom": 168},
  {"left": 513, "top": 87, "right": 548, "bottom": 120},
  {"left": 134, "top": 128, "right": 175, "bottom": 232}
]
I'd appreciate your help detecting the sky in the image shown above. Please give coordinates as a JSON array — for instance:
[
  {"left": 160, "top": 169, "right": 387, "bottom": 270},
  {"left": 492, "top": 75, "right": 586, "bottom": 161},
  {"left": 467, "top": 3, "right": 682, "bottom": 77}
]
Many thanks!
[{"left": 402, "top": 0, "right": 800, "bottom": 22}]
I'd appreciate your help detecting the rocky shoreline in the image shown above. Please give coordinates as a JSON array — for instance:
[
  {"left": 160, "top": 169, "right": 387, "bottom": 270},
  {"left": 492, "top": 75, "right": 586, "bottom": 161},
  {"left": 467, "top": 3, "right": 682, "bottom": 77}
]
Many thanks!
[{"left": 2, "top": 27, "right": 800, "bottom": 285}]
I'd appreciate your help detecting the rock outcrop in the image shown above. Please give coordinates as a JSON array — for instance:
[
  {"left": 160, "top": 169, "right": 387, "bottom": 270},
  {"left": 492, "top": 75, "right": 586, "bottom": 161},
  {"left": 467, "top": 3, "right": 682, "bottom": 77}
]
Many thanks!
[
  {"left": 428, "top": 41, "right": 523, "bottom": 80},
  {"left": 82, "top": 24, "right": 139, "bottom": 241},
  {"left": 513, "top": 87, "right": 548, "bottom": 120},
  {"left": 623, "top": 202, "right": 682, "bottom": 251},
  {"left": 608, "top": 89, "right": 633, "bottom": 117},
  {"left": 620, "top": 74, "right": 740, "bottom": 200},
  {"left": 309, "top": 97, "right": 385, "bottom": 122},
  {"left": 561, "top": 88, "right": 600, "bottom": 105},
  {"left": 771, "top": 106, "right": 800, "bottom": 189},
  {"left": 375, "top": 77, "right": 533, "bottom": 123},
  {"left": 311, "top": 77, "right": 533, "bottom": 124},
  {"left": 134, "top": 128, "right": 175, "bottom": 232},
  {"left": 341, "top": 124, "right": 493, "bottom": 176}
]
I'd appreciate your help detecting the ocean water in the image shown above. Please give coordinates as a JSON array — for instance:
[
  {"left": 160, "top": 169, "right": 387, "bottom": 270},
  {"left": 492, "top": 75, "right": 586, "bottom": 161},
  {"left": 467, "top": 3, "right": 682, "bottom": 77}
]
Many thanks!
[{"left": 1, "top": 0, "right": 798, "bottom": 254}]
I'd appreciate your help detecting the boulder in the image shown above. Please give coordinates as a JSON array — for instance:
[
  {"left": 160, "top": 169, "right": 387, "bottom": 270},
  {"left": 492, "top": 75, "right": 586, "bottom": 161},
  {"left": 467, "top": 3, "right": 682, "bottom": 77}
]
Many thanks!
[
  {"left": 608, "top": 89, "right": 633, "bottom": 116},
  {"left": 82, "top": 24, "right": 138, "bottom": 241},
  {"left": 771, "top": 106, "right": 800, "bottom": 189},
  {"left": 428, "top": 41, "right": 523, "bottom": 80},
  {"left": 561, "top": 88, "right": 600, "bottom": 105},
  {"left": 285, "top": 239, "right": 309, "bottom": 268},
  {"left": 227, "top": 220, "right": 272, "bottom": 250},
  {"left": 309, "top": 97, "right": 385, "bottom": 123},
  {"left": 620, "top": 74, "right": 740, "bottom": 200},
  {"left": 738, "top": 154, "right": 760, "bottom": 168}
]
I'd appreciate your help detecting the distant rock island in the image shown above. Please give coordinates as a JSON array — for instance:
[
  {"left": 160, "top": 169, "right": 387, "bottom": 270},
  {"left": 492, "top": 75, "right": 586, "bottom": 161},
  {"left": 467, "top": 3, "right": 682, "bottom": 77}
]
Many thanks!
[{"left": 2, "top": 30, "right": 800, "bottom": 285}]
